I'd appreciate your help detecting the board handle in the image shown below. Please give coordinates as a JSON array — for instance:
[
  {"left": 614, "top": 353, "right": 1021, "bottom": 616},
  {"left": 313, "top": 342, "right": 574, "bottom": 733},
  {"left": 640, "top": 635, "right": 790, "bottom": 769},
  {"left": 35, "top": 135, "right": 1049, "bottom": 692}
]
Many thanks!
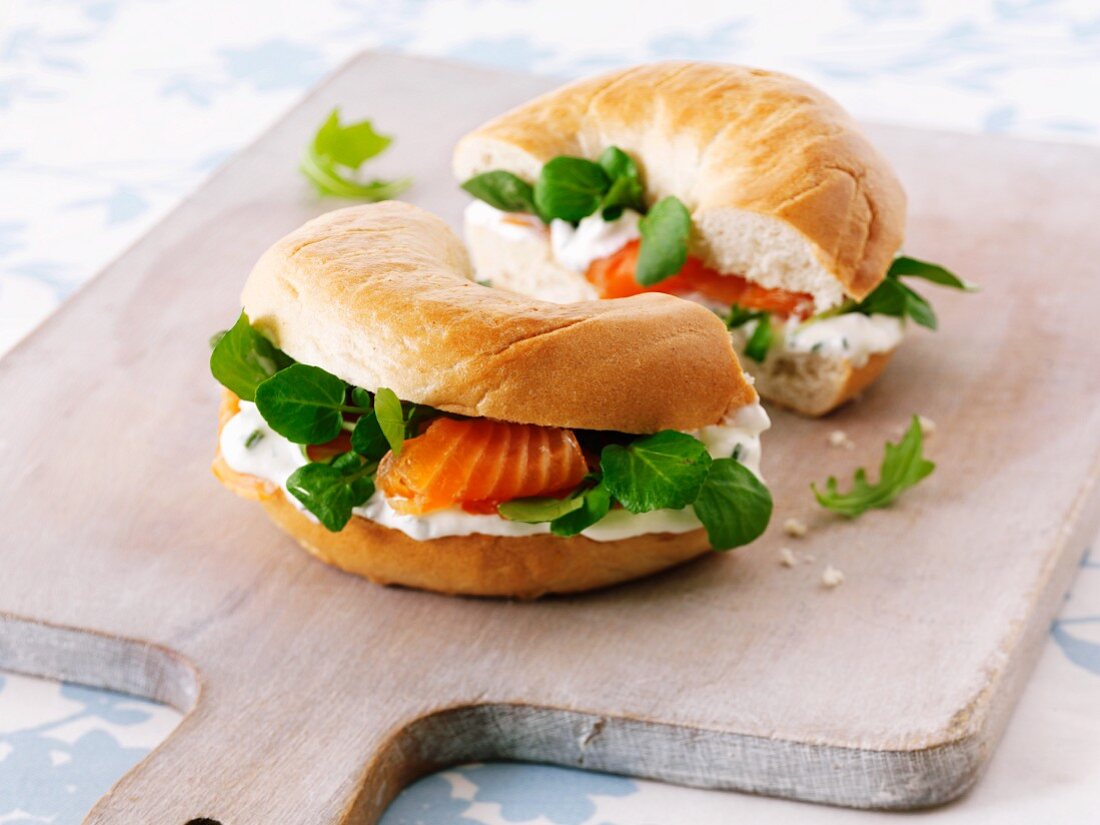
[{"left": 81, "top": 679, "right": 436, "bottom": 825}]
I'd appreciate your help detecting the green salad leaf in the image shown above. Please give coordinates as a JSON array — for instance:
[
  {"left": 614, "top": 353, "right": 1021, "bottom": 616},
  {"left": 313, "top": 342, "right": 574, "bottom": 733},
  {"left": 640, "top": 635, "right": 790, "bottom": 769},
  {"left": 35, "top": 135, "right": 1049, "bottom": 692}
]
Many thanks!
[
  {"left": 725, "top": 307, "right": 775, "bottom": 364},
  {"left": 635, "top": 196, "right": 691, "bottom": 286},
  {"left": 286, "top": 452, "right": 376, "bottom": 531},
  {"left": 254, "top": 364, "right": 360, "bottom": 445},
  {"left": 461, "top": 171, "right": 536, "bottom": 214},
  {"left": 350, "top": 410, "right": 390, "bottom": 461},
  {"left": 601, "top": 430, "right": 712, "bottom": 513},
  {"left": 550, "top": 483, "right": 612, "bottom": 537},
  {"left": 497, "top": 495, "right": 584, "bottom": 524},
  {"left": 812, "top": 416, "right": 935, "bottom": 517},
  {"left": 534, "top": 156, "right": 610, "bottom": 223},
  {"left": 597, "top": 146, "right": 645, "bottom": 220},
  {"left": 852, "top": 255, "right": 973, "bottom": 330},
  {"left": 373, "top": 387, "right": 407, "bottom": 456},
  {"left": 210, "top": 312, "right": 292, "bottom": 401},
  {"left": 692, "top": 458, "right": 773, "bottom": 550},
  {"left": 300, "top": 108, "right": 411, "bottom": 200}
]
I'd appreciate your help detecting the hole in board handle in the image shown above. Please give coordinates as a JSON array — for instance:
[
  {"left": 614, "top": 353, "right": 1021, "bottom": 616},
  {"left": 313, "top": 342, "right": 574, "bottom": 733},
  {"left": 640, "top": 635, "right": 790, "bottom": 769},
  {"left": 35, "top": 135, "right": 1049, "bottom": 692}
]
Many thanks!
[{"left": 185, "top": 820, "right": 222, "bottom": 825}]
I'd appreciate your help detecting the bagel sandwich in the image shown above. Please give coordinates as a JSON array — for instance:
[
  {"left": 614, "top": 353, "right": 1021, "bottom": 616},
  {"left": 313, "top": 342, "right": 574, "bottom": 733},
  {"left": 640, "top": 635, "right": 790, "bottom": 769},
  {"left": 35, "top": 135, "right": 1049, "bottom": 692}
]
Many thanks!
[
  {"left": 209, "top": 202, "right": 773, "bottom": 598},
  {"left": 454, "top": 61, "right": 973, "bottom": 417}
]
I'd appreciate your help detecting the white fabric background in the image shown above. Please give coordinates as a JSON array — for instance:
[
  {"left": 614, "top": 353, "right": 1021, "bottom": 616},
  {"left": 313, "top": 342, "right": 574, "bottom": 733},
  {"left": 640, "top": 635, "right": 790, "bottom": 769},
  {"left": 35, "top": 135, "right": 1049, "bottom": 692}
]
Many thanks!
[{"left": 2, "top": 1, "right": 1099, "bottom": 822}]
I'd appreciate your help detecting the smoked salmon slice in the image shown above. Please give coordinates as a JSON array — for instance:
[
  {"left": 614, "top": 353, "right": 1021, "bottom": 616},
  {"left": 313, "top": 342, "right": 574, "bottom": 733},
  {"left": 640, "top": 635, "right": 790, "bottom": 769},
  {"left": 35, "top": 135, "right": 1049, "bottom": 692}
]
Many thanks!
[
  {"left": 377, "top": 417, "right": 588, "bottom": 515},
  {"left": 586, "top": 239, "right": 814, "bottom": 319}
]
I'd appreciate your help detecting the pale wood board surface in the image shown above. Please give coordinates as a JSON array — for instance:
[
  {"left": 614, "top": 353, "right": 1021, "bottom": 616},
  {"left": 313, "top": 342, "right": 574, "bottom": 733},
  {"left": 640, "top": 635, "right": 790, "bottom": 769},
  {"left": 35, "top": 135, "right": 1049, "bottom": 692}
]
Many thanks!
[{"left": 0, "top": 53, "right": 1098, "bottom": 823}]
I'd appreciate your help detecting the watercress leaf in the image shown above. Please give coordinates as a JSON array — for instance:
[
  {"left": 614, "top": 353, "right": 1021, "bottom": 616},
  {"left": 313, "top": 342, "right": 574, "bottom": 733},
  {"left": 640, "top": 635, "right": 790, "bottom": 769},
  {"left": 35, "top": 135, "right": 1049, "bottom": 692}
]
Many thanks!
[
  {"left": 692, "top": 458, "right": 773, "bottom": 550},
  {"left": 725, "top": 305, "right": 759, "bottom": 329},
  {"left": 373, "top": 387, "right": 406, "bottom": 455},
  {"left": 854, "top": 277, "right": 908, "bottom": 319},
  {"left": 899, "top": 281, "right": 938, "bottom": 330},
  {"left": 551, "top": 483, "right": 612, "bottom": 536},
  {"left": 599, "top": 174, "right": 646, "bottom": 220},
  {"left": 286, "top": 453, "right": 374, "bottom": 532},
  {"left": 210, "top": 312, "right": 293, "bottom": 402},
  {"left": 300, "top": 108, "right": 411, "bottom": 201},
  {"left": 498, "top": 495, "right": 584, "bottom": 524},
  {"left": 350, "top": 411, "right": 389, "bottom": 461},
  {"left": 254, "top": 364, "right": 347, "bottom": 444},
  {"left": 601, "top": 430, "right": 712, "bottom": 513},
  {"left": 743, "top": 314, "right": 774, "bottom": 363},
  {"left": 461, "top": 171, "right": 536, "bottom": 213},
  {"left": 597, "top": 146, "right": 638, "bottom": 181},
  {"left": 635, "top": 196, "right": 691, "bottom": 286},
  {"left": 534, "top": 156, "right": 610, "bottom": 223},
  {"left": 350, "top": 387, "right": 373, "bottom": 409},
  {"left": 313, "top": 108, "right": 390, "bottom": 167},
  {"left": 812, "top": 416, "right": 935, "bottom": 517},
  {"left": 889, "top": 256, "right": 976, "bottom": 291}
]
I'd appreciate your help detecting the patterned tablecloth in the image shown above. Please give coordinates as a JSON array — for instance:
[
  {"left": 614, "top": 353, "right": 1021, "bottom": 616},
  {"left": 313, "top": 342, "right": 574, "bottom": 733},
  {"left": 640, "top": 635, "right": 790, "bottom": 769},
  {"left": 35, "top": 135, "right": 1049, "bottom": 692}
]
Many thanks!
[{"left": 2, "top": 1, "right": 1099, "bottom": 822}]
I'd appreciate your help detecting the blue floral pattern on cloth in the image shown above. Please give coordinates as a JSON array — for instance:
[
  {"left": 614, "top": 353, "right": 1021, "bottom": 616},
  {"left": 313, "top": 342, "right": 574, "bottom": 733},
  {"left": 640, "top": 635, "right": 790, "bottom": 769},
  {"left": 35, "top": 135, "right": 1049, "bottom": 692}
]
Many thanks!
[{"left": 3, "top": 1, "right": 1100, "bottom": 822}]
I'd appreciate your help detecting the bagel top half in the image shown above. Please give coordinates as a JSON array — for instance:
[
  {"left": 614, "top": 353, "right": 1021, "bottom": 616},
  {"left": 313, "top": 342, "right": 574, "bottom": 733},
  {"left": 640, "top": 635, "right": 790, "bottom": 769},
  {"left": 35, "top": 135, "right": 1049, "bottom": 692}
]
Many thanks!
[
  {"left": 240, "top": 202, "right": 755, "bottom": 434},
  {"left": 452, "top": 61, "right": 907, "bottom": 309}
]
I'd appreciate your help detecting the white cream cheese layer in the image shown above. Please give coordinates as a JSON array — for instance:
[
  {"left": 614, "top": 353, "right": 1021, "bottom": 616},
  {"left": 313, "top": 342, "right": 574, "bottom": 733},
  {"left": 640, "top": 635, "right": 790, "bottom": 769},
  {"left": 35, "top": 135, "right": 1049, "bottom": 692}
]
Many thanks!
[
  {"left": 549, "top": 210, "right": 641, "bottom": 272},
  {"left": 464, "top": 199, "right": 545, "bottom": 240},
  {"left": 219, "top": 401, "right": 769, "bottom": 542},
  {"left": 782, "top": 313, "right": 905, "bottom": 367}
]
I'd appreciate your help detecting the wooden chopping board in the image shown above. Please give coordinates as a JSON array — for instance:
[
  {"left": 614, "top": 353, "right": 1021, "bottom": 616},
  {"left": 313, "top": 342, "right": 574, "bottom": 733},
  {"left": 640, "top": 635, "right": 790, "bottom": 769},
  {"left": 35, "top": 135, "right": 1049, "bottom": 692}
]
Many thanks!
[{"left": 1, "top": 52, "right": 1098, "bottom": 823}]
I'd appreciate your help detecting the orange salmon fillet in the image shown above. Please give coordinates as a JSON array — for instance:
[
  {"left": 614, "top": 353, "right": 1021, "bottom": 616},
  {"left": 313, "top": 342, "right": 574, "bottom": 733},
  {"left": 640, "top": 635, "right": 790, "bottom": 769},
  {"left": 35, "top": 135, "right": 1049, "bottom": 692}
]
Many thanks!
[{"left": 377, "top": 417, "right": 588, "bottom": 515}]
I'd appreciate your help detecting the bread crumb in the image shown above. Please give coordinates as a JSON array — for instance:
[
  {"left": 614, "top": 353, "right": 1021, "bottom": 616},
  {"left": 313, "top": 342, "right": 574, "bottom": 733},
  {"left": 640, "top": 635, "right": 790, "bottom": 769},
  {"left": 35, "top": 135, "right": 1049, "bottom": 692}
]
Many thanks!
[
  {"left": 783, "top": 517, "right": 808, "bottom": 538},
  {"left": 822, "top": 565, "right": 845, "bottom": 588},
  {"left": 828, "top": 430, "right": 854, "bottom": 449},
  {"left": 918, "top": 415, "right": 936, "bottom": 437},
  {"left": 778, "top": 547, "right": 797, "bottom": 568}
]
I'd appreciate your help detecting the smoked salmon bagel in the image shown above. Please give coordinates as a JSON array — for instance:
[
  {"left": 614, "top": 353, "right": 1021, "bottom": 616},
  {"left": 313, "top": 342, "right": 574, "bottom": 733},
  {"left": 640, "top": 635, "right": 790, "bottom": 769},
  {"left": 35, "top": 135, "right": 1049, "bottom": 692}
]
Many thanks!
[
  {"left": 210, "top": 202, "right": 773, "bottom": 598},
  {"left": 454, "top": 61, "right": 970, "bottom": 416}
]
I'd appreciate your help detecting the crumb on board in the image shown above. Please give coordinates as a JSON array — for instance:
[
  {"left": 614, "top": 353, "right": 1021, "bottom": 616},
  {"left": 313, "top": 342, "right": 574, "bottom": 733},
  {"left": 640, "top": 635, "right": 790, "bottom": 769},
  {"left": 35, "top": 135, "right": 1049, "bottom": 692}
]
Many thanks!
[
  {"left": 778, "top": 547, "right": 797, "bottom": 568},
  {"left": 828, "top": 430, "right": 854, "bottom": 449},
  {"left": 783, "top": 517, "right": 808, "bottom": 538},
  {"left": 822, "top": 565, "right": 845, "bottom": 588},
  {"left": 918, "top": 415, "right": 936, "bottom": 437}
]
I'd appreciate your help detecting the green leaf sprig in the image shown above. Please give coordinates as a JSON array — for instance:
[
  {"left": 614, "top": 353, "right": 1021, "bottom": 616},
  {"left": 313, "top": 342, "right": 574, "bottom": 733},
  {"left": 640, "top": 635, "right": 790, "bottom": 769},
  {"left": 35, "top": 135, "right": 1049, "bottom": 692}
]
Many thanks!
[
  {"left": 210, "top": 312, "right": 292, "bottom": 401},
  {"left": 850, "top": 255, "right": 975, "bottom": 330},
  {"left": 500, "top": 430, "right": 772, "bottom": 551},
  {"left": 461, "top": 145, "right": 690, "bottom": 287},
  {"left": 300, "top": 108, "right": 411, "bottom": 200},
  {"left": 812, "top": 416, "right": 935, "bottom": 517},
  {"left": 725, "top": 307, "right": 774, "bottom": 364}
]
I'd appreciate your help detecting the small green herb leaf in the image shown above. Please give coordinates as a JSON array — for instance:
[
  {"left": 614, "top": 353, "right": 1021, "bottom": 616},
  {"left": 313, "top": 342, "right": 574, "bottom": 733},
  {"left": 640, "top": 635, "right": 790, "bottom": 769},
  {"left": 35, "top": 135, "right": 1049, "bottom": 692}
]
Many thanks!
[
  {"left": 286, "top": 452, "right": 375, "bottom": 532},
  {"left": 534, "top": 156, "right": 610, "bottom": 223},
  {"left": 210, "top": 312, "right": 292, "bottom": 401},
  {"left": 254, "top": 364, "right": 348, "bottom": 444},
  {"left": 461, "top": 171, "right": 536, "bottom": 213},
  {"left": 498, "top": 495, "right": 584, "bottom": 524},
  {"left": 373, "top": 387, "right": 406, "bottom": 455},
  {"left": 692, "top": 459, "right": 773, "bottom": 550},
  {"left": 744, "top": 314, "right": 774, "bottom": 363},
  {"left": 300, "top": 108, "right": 411, "bottom": 201},
  {"left": 597, "top": 146, "right": 645, "bottom": 220},
  {"left": 812, "top": 416, "right": 935, "bottom": 517},
  {"left": 635, "top": 196, "right": 691, "bottom": 286},
  {"left": 350, "top": 411, "right": 389, "bottom": 461},
  {"left": 889, "top": 256, "right": 976, "bottom": 291},
  {"left": 601, "top": 430, "right": 712, "bottom": 513},
  {"left": 551, "top": 483, "right": 612, "bottom": 536}
]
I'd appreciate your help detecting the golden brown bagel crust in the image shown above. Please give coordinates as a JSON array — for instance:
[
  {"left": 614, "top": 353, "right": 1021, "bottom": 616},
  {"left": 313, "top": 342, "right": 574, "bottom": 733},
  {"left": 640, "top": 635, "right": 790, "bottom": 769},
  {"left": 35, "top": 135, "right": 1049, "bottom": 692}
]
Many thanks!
[
  {"left": 242, "top": 202, "right": 755, "bottom": 433},
  {"left": 453, "top": 61, "right": 907, "bottom": 303},
  {"left": 213, "top": 392, "right": 710, "bottom": 598},
  {"left": 260, "top": 491, "right": 711, "bottom": 599}
]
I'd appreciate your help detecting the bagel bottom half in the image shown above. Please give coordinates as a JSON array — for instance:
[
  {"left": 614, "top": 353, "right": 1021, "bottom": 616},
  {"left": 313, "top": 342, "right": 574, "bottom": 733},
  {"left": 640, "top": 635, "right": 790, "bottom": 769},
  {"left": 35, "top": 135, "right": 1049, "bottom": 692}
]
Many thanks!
[
  {"left": 258, "top": 491, "right": 711, "bottom": 599},
  {"left": 214, "top": 393, "right": 711, "bottom": 599}
]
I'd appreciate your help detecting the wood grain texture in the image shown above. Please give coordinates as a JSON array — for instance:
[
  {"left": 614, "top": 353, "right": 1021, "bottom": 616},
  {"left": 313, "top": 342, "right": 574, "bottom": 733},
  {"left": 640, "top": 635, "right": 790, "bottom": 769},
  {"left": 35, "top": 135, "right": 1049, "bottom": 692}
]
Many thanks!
[{"left": 0, "top": 53, "right": 1098, "bottom": 822}]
